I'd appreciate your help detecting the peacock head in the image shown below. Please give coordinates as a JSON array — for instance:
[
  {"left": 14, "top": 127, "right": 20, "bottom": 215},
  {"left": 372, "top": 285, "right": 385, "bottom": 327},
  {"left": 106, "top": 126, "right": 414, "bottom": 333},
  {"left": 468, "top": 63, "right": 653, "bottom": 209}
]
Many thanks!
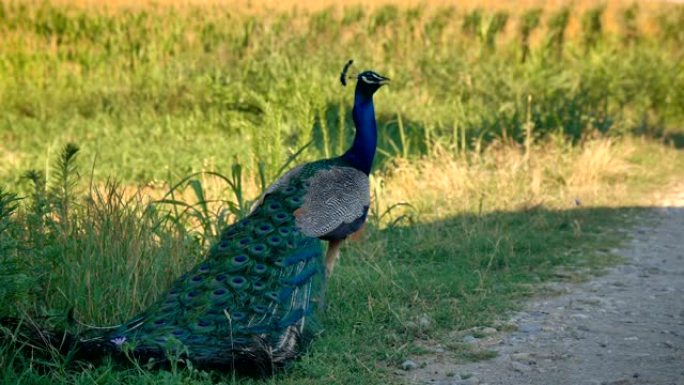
[
  {"left": 355, "top": 71, "right": 390, "bottom": 97},
  {"left": 340, "top": 60, "right": 389, "bottom": 97}
]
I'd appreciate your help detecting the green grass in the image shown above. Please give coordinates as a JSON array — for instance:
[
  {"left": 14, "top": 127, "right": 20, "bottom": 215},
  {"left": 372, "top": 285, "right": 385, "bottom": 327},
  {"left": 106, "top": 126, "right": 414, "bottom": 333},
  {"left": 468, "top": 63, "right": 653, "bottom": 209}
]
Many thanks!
[
  {"left": 1, "top": 1, "right": 684, "bottom": 384},
  {"left": 1, "top": 139, "right": 682, "bottom": 384},
  {"left": 1, "top": 1, "right": 683, "bottom": 187}
]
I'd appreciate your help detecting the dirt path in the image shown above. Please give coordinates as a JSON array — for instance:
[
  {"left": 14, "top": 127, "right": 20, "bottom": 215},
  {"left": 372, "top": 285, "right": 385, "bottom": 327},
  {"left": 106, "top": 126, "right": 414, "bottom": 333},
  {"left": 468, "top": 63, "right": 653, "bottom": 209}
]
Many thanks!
[{"left": 403, "top": 187, "right": 684, "bottom": 385}]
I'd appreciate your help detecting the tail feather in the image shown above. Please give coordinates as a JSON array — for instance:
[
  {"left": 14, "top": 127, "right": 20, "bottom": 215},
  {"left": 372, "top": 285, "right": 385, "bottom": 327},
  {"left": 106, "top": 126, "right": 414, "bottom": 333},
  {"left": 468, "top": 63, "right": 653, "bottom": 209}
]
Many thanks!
[{"left": 1, "top": 315, "right": 316, "bottom": 376}]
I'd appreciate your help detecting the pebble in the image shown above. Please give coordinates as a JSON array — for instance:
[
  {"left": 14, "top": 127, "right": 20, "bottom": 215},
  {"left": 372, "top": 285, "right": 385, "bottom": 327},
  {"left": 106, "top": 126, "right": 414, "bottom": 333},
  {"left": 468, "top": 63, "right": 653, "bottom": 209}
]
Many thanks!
[
  {"left": 401, "top": 359, "right": 418, "bottom": 371},
  {"left": 480, "top": 327, "right": 497, "bottom": 336},
  {"left": 580, "top": 296, "right": 604, "bottom": 305},
  {"left": 455, "top": 378, "right": 481, "bottom": 385},
  {"left": 509, "top": 352, "right": 532, "bottom": 361},
  {"left": 518, "top": 323, "right": 541, "bottom": 334},
  {"left": 419, "top": 314, "right": 433, "bottom": 330},
  {"left": 510, "top": 361, "right": 532, "bottom": 373},
  {"left": 433, "top": 378, "right": 481, "bottom": 385},
  {"left": 463, "top": 335, "right": 477, "bottom": 344},
  {"left": 571, "top": 313, "right": 589, "bottom": 320}
]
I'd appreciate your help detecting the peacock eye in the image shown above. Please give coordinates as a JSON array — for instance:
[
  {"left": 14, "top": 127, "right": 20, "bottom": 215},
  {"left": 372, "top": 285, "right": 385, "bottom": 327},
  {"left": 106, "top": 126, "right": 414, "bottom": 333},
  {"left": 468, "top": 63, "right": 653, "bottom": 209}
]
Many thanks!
[
  {"left": 254, "top": 263, "right": 267, "bottom": 273},
  {"left": 231, "top": 311, "right": 246, "bottom": 321}
]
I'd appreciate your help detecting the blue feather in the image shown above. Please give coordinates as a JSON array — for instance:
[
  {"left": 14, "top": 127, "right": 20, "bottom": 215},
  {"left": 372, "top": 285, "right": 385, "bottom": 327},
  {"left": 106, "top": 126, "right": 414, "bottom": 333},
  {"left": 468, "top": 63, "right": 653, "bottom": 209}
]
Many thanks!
[
  {"left": 283, "top": 266, "right": 319, "bottom": 286},
  {"left": 283, "top": 249, "right": 318, "bottom": 266},
  {"left": 276, "top": 309, "right": 304, "bottom": 329}
]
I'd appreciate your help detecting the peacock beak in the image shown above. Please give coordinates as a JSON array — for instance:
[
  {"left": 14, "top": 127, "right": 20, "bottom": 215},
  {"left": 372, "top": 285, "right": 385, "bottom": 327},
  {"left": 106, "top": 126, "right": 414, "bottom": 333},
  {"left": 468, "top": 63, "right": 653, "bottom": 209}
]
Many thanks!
[{"left": 378, "top": 76, "right": 390, "bottom": 86}]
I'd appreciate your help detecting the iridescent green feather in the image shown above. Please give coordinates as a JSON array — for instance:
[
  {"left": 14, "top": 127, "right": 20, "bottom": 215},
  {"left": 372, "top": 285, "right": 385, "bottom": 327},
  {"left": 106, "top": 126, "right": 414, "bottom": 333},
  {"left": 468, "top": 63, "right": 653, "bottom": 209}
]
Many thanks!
[{"left": 101, "top": 166, "right": 331, "bottom": 373}]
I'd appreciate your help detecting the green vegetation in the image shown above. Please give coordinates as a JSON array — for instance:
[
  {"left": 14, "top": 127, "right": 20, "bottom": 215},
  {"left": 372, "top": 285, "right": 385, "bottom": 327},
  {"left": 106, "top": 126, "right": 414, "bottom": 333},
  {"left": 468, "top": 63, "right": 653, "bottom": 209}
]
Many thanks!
[
  {"left": 1, "top": 1, "right": 683, "bottom": 185},
  {"left": 1, "top": 1, "right": 684, "bottom": 384}
]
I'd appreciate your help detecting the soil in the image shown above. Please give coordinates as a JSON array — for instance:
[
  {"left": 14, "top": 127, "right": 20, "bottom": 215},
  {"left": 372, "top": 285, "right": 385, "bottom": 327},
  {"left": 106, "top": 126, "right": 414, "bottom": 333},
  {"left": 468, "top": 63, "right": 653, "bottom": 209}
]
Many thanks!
[{"left": 401, "top": 186, "right": 684, "bottom": 385}]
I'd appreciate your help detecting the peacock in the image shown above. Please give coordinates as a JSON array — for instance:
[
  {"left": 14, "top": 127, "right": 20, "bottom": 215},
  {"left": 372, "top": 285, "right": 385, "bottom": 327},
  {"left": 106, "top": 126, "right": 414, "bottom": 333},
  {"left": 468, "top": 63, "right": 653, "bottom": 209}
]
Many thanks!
[{"left": 0, "top": 61, "right": 389, "bottom": 376}]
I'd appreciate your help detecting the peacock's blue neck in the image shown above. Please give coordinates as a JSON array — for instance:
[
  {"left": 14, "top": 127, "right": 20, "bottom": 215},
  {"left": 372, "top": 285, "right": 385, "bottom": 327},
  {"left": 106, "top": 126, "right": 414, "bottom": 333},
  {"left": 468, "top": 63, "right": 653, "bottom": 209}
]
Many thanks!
[{"left": 342, "top": 92, "right": 377, "bottom": 175}]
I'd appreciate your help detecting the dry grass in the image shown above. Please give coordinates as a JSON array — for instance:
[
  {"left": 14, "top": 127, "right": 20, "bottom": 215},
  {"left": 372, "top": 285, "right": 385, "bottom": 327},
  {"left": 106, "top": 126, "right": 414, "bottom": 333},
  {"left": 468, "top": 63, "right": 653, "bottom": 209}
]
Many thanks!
[
  {"left": 370, "top": 137, "right": 670, "bottom": 225},
  {"left": 41, "top": 0, "right": 676, "bottom": 11},
  {"left": 137, "top": 136, "right": 676, "bottom": 230},
  {"left": 112, "top": 137, "right": 663, "bottom": 236},
  {"left": 31, "top": 0, "right": 676, "bottom": 38}
]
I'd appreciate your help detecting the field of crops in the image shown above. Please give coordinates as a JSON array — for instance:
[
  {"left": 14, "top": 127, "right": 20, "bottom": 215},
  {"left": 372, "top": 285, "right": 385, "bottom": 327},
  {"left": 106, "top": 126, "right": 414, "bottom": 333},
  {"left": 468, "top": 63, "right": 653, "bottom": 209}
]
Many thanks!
[
  {"left": 1, "top": 0, "right": 683, "bottom": 184},
  {"left": 1, "top": 1, "right": 683, "bottom": 384}
]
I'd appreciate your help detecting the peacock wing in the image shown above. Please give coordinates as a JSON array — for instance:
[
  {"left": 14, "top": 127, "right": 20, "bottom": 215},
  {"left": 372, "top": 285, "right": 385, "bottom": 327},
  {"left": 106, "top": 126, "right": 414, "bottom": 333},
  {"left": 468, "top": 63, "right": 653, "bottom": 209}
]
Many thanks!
[
  {"left": 251, "top": 164, "right": 305, "bottom": 212},
  {"left": 295, "top": 166, "right": 370, "bottom": 240}
]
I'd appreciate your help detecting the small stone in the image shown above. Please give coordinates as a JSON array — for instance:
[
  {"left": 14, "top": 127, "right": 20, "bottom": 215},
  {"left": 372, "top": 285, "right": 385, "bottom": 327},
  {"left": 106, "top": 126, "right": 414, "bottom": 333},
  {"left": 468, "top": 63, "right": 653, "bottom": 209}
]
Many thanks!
[
  {"left": 404, "top": 321, "right": 418, "bottom": 331},
  {"left": 401, "top": 360, "right": 418, "bottom": 371},
  {"left": 619, "top": 265, "right": 637, "bottom": 274},
  {"left": 624, "top": 336, "right": 639, "bottom": 341},
  {"left": 580, "top": 297, "right": 603, "bottom": 305},
  {"left": 510, "top": 352, "right": 532, "bottom": 361},
  {"left": 571, "top": 313, "right": 589, "bottom": 320},
  {"left": 510, "top": 361, "right": 532, "bottom": 373},
  {"left": 518, "top": 323, "right": 541, "bottom": 334},
  {"left": 455, "top": 378, "right": 481, "bottom": 385},
  {"left": 418, "top": 314, "right": 433, "bottom": 330},
  {"left": 663, "top": 340, "right": 674, "bottom": 348},
  {"left": 554, "top": 270, "right": 574, "bottom": 278},
  {"left": 463, "top": 335, "right": 477, "bottom": 344},
  {"left": 480, "top": 327, "right": 497, "bottom": 336},
  {"left": 602, "top": 379, "right": 633, "bottom": 385}
]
